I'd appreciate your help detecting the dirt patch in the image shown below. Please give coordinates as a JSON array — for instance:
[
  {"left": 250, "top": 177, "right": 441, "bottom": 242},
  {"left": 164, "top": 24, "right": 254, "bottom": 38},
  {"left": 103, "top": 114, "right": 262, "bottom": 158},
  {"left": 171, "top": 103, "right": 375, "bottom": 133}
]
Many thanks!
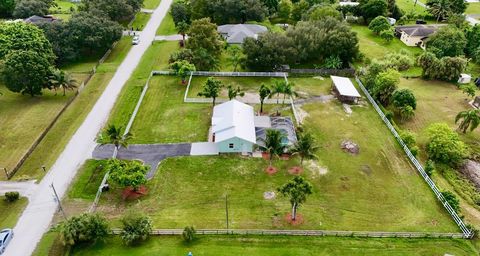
[
  {"left": 288, "top": 166, "right": 303, "bottom": 175},
  {"left": 459, "top": 160, "right": 480, "bottom": 190},
  {"left": 265, "top": 166, "right": 278, "bottom": 175},
  {"left": 263, "top": 191, "right": 276, "bottom": 200},
  {"left": 341, "top": 140, "right": 359, "bottom": 155},
  {"left": 122, "top": 186, "right": 148, "bottom": 200},
  {"left": 306, "top": 160, "right": 328, "bottom": 176},
  {"left": 294, "top": 105, "right": 309, "bottom": 123},
  {"left": 284, "top": 213, "right": 304, "bottom": 225},
  {"left": 361, "top": 165, "right": 372, "bottom": 176}
]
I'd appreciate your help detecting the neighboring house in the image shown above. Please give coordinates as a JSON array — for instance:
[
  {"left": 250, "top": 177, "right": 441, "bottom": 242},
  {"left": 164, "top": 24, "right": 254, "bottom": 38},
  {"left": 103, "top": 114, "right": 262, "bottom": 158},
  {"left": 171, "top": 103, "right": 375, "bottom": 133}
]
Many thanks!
[
  {"left": 24, "top": 15, "right": 58, "bottom": 24},
  {"left": 217, "top": 24, "right": 267, "bottom": 44},
  {"left": 395, "top": 24, "right": 445, "bottom": 49},
  {"left": 331, "top": 76, "right": 361, "bottom": 104},
  {"left": 211, "top": 100, "right": 257, "bottom": 153},
  {"left": 339, "top": 1, "right": 360, "bottom": 6}
]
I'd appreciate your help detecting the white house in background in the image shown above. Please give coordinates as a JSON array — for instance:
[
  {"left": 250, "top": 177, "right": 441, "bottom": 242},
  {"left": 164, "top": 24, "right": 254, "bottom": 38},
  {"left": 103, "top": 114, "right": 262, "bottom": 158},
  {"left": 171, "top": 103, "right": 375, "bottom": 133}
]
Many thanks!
[
  {"left": 331, "top": 76, "right": 361, "bottom": 104},
  {"left": 217, "top": 24, "right": 267, "bottom": 44},
  {"left": 211, "top": 100, "right": 256, "bottom": 153},
  {"left": 395, "top": 24, "right": 445, "bottom": 49}
]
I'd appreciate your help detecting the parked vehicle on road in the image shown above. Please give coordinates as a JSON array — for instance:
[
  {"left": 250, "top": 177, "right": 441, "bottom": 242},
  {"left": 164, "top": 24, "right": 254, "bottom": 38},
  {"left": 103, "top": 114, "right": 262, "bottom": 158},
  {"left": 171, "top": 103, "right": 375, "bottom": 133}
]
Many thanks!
[
  {"left": 0, "top": 229, "right": 14, "bottom": 255},
  {"left": 132, "top": 35, "right": 140, "bottom": 45}
]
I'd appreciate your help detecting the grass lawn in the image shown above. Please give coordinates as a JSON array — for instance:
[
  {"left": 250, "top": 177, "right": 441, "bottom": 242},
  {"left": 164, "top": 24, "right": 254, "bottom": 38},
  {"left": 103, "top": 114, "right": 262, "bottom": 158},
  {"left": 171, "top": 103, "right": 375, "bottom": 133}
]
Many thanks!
[
  {"left": 396, "top": 0, "right": 428, "bottom": 15},
  {"left": 156, "top": 12, "right": 176, "bottom": 35},
  {"left": 143, "top": 0, "right": 161, "bottom": 9},
  {"left": 351, "top": 25, "right": 423, "bottom": 74},
  {"left": 12, "top": 37, "right": 133, "bottom": 181},
  {"left": 466, "top": 3, "right": 480, "bottom": 15},
  {"left": 0, "top": 197, "right": 28, "bottom": 228},
  {"left": 67, "top": 235, "right": 478, "bottom": 256},
  {"left": 131, "top": 13, "right": 151, "bottom": 31}
]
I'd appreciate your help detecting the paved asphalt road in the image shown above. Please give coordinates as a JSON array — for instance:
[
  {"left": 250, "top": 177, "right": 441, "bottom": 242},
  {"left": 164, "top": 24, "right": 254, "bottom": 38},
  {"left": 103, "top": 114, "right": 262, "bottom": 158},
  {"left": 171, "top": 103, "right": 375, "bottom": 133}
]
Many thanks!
[
  {"left": 92, "top": 144, "right": 192, "bottom": 178},
  {"left": 4, "top": 0, "right": 173, "bottom": 255}
]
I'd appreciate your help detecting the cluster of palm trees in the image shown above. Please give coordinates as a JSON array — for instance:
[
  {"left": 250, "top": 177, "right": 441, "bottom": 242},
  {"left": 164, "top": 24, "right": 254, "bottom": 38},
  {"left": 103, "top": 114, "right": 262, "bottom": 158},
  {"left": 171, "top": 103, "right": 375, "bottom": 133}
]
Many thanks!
[
  {"left": 455, "top": 109, "right": 480, "bottom": 133},
  {"left": 260, "top": 129, "right": 319, "bottom": 168},
  {"left": 47, "top": 69, "right": 78, "bottom": 96},
  {"left": 258, "top": 80, "right": 297, "bottom": 114}
]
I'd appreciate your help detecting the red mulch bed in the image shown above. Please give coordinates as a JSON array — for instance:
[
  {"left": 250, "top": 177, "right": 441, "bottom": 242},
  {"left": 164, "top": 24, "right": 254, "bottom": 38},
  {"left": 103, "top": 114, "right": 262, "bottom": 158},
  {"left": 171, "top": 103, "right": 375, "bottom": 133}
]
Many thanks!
[
  {"left": 288, "top": 166, "right": 303, "bottom": 175},
  {"left": 122, "top": 186, "right": 148, "bottom": 200},
  {"left": 262, "top": 152, "right": 270, "bottom": 160},
  {"left": 280, "top": 154, "right": 290, "bottom": 160},
  {"left": 265, "top": 166, "right": 278, "bottom": 175},
  {"left": 284, "top": 213, "right": 304, "bottom": 226}
]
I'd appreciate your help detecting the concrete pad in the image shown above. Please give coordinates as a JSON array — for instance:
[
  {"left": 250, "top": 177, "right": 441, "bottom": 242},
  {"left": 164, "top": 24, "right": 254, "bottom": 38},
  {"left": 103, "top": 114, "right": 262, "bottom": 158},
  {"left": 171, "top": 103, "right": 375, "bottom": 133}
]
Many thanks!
[{"left": 190, "top": 142, "right": 219, "bottom": 156}]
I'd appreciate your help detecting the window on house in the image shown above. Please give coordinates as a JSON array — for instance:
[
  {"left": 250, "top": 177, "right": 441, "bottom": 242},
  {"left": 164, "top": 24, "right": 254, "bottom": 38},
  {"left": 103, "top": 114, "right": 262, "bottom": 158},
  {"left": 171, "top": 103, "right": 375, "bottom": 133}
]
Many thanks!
[{"left": 229, "top": 143, "right": 234, "bottom": 149}]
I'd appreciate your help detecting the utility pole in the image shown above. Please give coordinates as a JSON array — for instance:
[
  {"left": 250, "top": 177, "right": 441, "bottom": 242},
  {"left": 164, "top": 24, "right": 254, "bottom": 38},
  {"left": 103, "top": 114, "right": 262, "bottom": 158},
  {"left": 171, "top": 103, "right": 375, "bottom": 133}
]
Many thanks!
[
  {"left": 225, "top": 194, "right": 229, "bottom": 231},
  {"left": 3, "top": 168, "right": 8, "bottom": 179},
  {"left": 51, "top": 183, "right": 67, "bottom": 220}
]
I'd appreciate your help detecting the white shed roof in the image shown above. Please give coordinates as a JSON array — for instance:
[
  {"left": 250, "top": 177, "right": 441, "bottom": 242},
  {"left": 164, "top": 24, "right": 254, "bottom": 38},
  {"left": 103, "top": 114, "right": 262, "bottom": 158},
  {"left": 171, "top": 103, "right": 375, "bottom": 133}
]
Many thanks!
[
  {"left": 212, "top": 100, "right": 256, "bottom": 144},
  {"left": 331, "top": 76, "right": 361, "bottom": 98}
]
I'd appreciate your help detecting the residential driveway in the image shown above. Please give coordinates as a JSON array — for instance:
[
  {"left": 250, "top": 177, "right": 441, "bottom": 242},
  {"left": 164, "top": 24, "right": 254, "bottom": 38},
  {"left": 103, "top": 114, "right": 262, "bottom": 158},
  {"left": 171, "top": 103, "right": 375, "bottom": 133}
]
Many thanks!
[
  {"left": 190, "top": 142, "right": 219, "bottom": 156},
  {"left": 92, "top": 143, "right": 191, "bottom": 178},
  {"left": 0, "top": 181, "right": 38, "bottom": 200},
  {"left": 5, "top": 0, "right": 173, "bottom": 255}
]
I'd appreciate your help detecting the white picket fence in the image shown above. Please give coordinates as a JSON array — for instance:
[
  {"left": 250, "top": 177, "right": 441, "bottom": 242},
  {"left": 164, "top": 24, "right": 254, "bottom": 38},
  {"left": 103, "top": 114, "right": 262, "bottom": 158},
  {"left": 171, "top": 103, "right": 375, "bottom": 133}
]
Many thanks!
[{"left": 355, "top": 77, "right": 473, "bottom": 239}]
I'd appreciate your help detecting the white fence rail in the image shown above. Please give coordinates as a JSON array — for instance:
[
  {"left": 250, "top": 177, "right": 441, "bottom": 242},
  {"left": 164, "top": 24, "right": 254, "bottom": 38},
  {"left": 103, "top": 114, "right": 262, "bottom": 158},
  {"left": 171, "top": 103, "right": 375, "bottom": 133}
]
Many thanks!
[
  {"left": 153, "top": 71, "right": 288, "bottom": 77},
  {"left": 355, "top": 77, "right": 473, "bottom": 239},
  {"left": 110, "top": 228, "right": 465, "bottom": 238}
]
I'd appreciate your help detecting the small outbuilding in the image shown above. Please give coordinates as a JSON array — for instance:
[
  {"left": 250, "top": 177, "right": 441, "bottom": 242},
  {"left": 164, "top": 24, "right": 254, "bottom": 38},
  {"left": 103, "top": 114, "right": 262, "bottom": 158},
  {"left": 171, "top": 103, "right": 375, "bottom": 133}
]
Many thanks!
[
  {"left": 211, "top": 100, "right": 256, "bottom": 153},
  {"left": 473, "top": 96, "right": 480, "bottom": 109},
  {"left": 331, "top": 76, "right": 361, "bottom": 104},
  {"left": 458, "top": 74, "right": 472, "bottom": 84}
]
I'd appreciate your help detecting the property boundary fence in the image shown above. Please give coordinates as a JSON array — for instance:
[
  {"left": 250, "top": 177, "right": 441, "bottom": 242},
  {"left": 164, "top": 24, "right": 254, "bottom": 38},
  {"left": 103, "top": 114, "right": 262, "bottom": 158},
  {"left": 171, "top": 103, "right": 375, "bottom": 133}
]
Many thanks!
[
  {"left": 355, "top": 77, "right": 473, "bottom": 239},
  {"left": 110, "top": 228, "right": 465, "bottom": 238},
  {"left": 289, "top": 68, "right": 355, "bottom": 77},
  {"left": 6, "top": 40, "right": 119, "bottom": 179}
]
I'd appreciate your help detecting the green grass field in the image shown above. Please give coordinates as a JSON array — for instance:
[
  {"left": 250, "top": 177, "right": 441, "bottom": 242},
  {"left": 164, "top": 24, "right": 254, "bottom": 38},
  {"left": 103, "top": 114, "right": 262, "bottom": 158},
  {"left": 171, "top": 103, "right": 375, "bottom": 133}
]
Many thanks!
[
  {"left": 156, "top": 12, "right": 176, "bottom": 35},
  {"left": 0, "top": 197, "right": 27, "bottom": 228},
  {"left": 466, "top": 3, "right": 480, "bottom": 14},
  {"left": 396, "top": 0, "right": 428, "bottom": 15},
  {"left": 67, "top": 235, "right": 478, "bottom": 256},
  {"left": 12, "top": 37, "right": 133, "bottom": 181},
  {"left": 131, "top": 13, "right": 151, "bottom": 31},
  {"left": 143, "top": 0, "right": 161, "bottom": 9},
  {"left": 50, "top": 0, "right": 77, "bottom": 19}
]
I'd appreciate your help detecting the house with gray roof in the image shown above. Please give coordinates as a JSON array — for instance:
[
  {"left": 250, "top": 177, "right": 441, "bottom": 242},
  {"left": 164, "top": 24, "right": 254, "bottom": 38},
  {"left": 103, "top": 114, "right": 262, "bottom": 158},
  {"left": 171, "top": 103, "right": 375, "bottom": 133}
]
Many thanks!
[
  {"left": 24, "top": 15, "right": 58, "bottom": 24},
  {"left": 217, "top": 24, "right": 267, "bottom": 44},
  {"left": 395, "top": 24, "right": 445, "bottom": 49}
]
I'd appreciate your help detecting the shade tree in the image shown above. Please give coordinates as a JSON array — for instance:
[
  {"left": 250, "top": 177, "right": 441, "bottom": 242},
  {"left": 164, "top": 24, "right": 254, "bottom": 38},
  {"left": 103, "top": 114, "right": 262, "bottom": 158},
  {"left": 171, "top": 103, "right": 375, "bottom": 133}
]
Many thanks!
[
  {"left": 426, "top": 123, "right": 468, "bottom": 166},
  {"left": 170, "top": 60, "right": 196, "bottom": 84},
  {"left": 60, "top": 213, "right": 109, "bottom": 246},
  {"left": 120, "top": 213, "right": 153, "bottom": 245},
  {"left": 186, "top": 18, "right": 223, "bottom": 70},
  {"left": 426, "top": 26, "right": 466, "bottom": 58},
  {"left": 277, "top": 176, "right": 313, "bottom": 221},
  {"left": 372, "top": 68, "right": 400, "bottom": 106},
  {"left": 198, "top": 77, "right": 223, "bottom": 106},
  {"left": 243, "top": 32, "right": 297, "bottom": 71}
]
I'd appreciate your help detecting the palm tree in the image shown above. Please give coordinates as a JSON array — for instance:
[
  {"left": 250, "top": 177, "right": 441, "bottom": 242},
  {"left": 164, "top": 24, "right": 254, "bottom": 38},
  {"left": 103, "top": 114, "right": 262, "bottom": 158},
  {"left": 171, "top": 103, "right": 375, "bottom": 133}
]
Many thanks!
[
  {"left": 227, "top": 85, "right": 244, "bottom": 100},
  {"left": 455, "top": 109, "right": 480, "bottom": 133},
  {"left": 50, "top": 69, "right": 77, "bottom": 96},
  {"left": 99, "top": 124, "right": 133, "bottom": 157},
  {"left": 259, "top": 83, "right": 271, "bottom": 114},
  {"left": 430, "top": 0, "right": 450, "bottom": 22},
  {"left": 270, "top": 80, "right": 286, "bottom": 105},
  {"left": 282, "top": 81, "right": 297, "bottom": 106},
  {"left": 175, "top": 21, "right": 189, "bottom": 47},
  {"left": 198, "top": 77, "right": 223, "bottom": 106},
  {"left": 260, "top": 129, "right": 287, "bottom": 167},
  {"left": 290, "top": 132, "right": 318, "bottom": 166}
]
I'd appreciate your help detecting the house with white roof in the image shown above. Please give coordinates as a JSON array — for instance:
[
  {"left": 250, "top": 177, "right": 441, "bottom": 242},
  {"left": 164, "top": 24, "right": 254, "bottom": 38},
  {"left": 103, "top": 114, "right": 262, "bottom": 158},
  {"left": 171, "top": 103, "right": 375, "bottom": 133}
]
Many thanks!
[
  {"left": 211, "top": 100, "right": 257, "bottom": 153},
  {"left": 217, "top": 24, "right": 267, "bottom": 44},
  {"left": 331, "top": 76, "right": 361, "bottom": 104}
]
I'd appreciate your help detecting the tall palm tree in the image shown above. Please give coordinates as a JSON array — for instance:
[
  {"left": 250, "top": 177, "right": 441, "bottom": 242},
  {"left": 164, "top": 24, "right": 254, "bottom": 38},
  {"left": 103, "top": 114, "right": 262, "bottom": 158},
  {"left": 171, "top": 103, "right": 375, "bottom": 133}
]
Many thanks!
[
  {"left": 455, "top": 109, "right": 480, "bottom": 133},
  {"left": 50, "top": 69, "right": 77, "bottom": 96},
  {"left": 260, "top": 129, "right": 287, "bottom": 167},
  {"left": 429, "top": 0, "right": 450, "bottom": 22},
  {"left": 282, "top": 81, "right": 297, "bottom": 106},
  {"left": 99, "top": 124, "right": 133, "bottom": 157},
  {"left": 175, "top": 21, "right": 189, "bottom": 47},
  {"left": 290, "top": 132, "right": 318, "bottom": 166},
  {"left": 270, "top": 80, "right": 286, "bottom": 105},
  {"left": 259, "top": 83, "right": 271, "bottom": 114}
]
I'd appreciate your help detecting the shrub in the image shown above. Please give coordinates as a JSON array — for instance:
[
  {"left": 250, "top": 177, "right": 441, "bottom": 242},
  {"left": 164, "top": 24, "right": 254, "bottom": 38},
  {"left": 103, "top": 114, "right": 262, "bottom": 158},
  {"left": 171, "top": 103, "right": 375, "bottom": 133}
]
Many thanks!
[
  {"left": 441, "top": 191, "right": 460, "bottom": 213},
  {"left": 323, "top": 55, "right": 342, "bottom": 69},
  {"left": 424, "top": 160, "right": 435, "bottom": 176},
  {"left": 4, "top": 191, "right": 19, "bottom": 202},
  {"left": 121, "top": 213, "right": 153, "bottom": 245},
  {"left": 392, "top": 89, "right": 417, "bottom": 110},
  {"left": 380, "top": 29, "right": 394, "bottom": 43},
  {"left": 400, "top": 130, "right": 418, "bottom": 156},
  {"left": 426, "top": 123, "right": 468, "bottom": 166},
  {"left": 385, "top": 51, "right": 414, "bottom": 71},
  {"left": 368, "top": 16, "right": 390, "bottom": 34},
  {"left": 182, "top": 226, "right": 196, "bottom": 243},
  {"left": 60, "top": 213, "right": 109, "bottom": 246}
]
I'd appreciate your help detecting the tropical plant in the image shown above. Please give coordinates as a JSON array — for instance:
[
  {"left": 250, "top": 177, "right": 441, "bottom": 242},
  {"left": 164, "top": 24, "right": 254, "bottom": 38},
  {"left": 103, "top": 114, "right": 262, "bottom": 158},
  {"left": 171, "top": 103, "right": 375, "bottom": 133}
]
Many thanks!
[
  {"left": 120, "top": 213, "right": 153, "bottom": 245},
  {"left": 455, "top": 109, "right": 480, "bottom": 133},
  {"left": 198, "top": 77, "right": 223, "bottom": 106},
  {"left": 277, "top": 176, "right": 313, "bottom": 221},
  {"left": 281, "top": 81, "right": 297, "bottom": 106},
  {"left": 182, "top": 226, "right": 196, "bottom": 243},
  {"left": 260, "top": 129, "right": 287, "bottom": 167},
  {"left": 290, "top": 132, "right": 318, "bottom": 166},
  {"left": 429, "top": 0, "right": 450, "bottom": 22},
  {"left": 49, "top": 69, "right": 77, "bottom": 96},
  {"left": 227, "top": 85, "right": 244, "bottom": 100},
  {"left": 460, "top": 84, "right": 477, "bottom": 99},
  {"left": 170, "top": 60, "right": 196, "bottom": 84},
  {"left": 60, "top": 213, "right": 109, "bottom": 246},
  {"left": 323, "top": 55, "right": 342, "bottom": 69},
  {"left": 226, "top": 45, "right": 244, "bottom": 72},
  {"left": 270, "top": 80, "right": 286, "bottom": 105},
  {"left": 259, "top": 83, "right": 271, "bottom": 113},
  {"left": 98, "top": 124, "right": 132, "bottom": 154},
  {"left": 175, "top": 21, "right": 189, "bottom": 46},
  {"left": 400, "top": 105, "right": 415, "bottom": 121}
]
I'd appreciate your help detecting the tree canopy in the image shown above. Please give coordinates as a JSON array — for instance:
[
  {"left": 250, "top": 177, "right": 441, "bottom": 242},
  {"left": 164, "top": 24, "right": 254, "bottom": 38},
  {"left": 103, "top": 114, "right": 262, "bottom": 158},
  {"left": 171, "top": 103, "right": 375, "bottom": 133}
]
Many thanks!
[
  {"left": 60, "top": 213, "right": 109, "bottom": 246},
  {"left": 426, "top": 26, "right": 466, "bottom": 58},
  {"left": 426, "top": 123, "right": 468, "bottom": 166},
  {"left": 106, "top": 159, "right": 149, "bottom": 191},
  {"left": 185, "top": 18, "right": 223, "bottom": 70}
]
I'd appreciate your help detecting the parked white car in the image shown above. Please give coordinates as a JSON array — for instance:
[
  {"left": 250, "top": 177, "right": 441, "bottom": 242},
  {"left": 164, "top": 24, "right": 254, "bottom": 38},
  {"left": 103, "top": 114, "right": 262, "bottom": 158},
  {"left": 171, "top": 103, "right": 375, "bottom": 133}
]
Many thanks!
[
  {"left": 132, "top": 35, "right": 140, "bottom": 45},
  {"left": 0, "top": 229, "right": 14, "bottom": 255}
]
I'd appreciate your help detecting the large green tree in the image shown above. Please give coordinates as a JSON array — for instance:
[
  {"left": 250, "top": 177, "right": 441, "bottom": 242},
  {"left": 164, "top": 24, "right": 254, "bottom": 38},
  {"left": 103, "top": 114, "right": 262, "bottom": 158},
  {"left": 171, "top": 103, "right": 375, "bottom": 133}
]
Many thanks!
[
  {"left": 277, "top": 176, "right": 313, "bottom": 221},
  {"left": 0, "top": 0, "right": 15, "bottom": 17},
  {"left": 243, "top": 32, "right": 297, "bottom": 71},
  {"left": 186, "top": 18, "right": 223, "bottom": 70},
  {"left": 120, "top": 213, "right": 153, "bottom": 245},
  {"left": 171, "top": 1, "right": 190, "bottom": 25},
  {"left": 368, "top": 16, "right": 391, "bottom": 34},
  {"left": 60, "top": 213, "right": 109, "bottom": 246},
  {"left": 426, "top": 123, "right": 468, "bottom": 166},
  {"left": 106, "top": 159, "right": 149, "bottom": 191},
  {"left": 2, "top": 50, "right": 52, "bottom": 96},
  {"left": 427, "top": 0, "right": 466, "bottom": 20},
  {"left": 79, "top": 0, "right": 142, "bottom": 23},
  {"left": 455, "top": 109, "right": 480, "bottom": 133},
  {"left": 12, "top": 0, "right": 50, "bottom": 18},
  {"left": 426, "top": 26, "right": 466, "bottom": 58},
  {"left": 373, "top": 69, "right": 400, "bottom": 106},
  {"left": 466, "top": 25, "right": 480, "bottom": 63},
  {"left": 359, "top": 0, "right": 388, "bottom": 23}
]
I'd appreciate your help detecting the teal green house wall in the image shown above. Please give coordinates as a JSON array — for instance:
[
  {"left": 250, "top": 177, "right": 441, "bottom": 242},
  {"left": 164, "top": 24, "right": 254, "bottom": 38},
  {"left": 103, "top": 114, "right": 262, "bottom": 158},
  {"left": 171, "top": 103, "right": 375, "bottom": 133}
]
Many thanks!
[{"left": 217, "top": 137, "right": 254, "bottom": 153}]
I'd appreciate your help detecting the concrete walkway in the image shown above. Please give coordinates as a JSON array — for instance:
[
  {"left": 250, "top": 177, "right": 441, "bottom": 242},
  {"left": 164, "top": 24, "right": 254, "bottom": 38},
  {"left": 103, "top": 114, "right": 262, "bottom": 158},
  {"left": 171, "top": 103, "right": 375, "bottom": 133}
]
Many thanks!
[
  {"left": 92, "top": 144, "right": 191, "bottom": 178},
  {"left": 0, "top": 181, "right": 38, "bottom": 200},
  {"left": 154, "top": 34, "right": 187, "bottom": 41},
  {"left": 5, "top": 0, "right": 173, "bottom": 255}
]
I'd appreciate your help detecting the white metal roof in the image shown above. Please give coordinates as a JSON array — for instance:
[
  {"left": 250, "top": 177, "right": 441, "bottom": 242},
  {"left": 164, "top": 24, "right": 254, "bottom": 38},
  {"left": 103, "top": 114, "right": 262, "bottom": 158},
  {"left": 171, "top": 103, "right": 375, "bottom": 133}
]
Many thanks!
[
  {"left": 212, "top": 100, "right": 256, "bottom": 144},
  {"left": 331, "top": 76, "right": 361, "bottom": 98}
]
